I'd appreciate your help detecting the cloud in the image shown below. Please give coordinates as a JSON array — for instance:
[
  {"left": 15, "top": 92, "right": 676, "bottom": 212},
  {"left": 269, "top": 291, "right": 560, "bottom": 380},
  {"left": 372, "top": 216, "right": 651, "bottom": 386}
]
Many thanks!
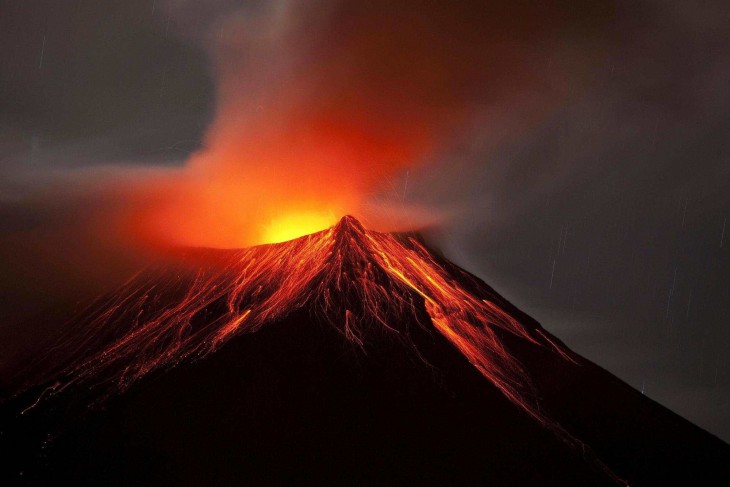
[{"left": 126, "top": 0, "right": 621, "bottom": 247}]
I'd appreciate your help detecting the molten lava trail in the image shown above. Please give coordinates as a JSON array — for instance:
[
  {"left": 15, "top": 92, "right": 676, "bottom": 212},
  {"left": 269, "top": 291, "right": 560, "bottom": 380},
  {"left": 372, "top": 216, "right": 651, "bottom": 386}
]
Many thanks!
[
  {"left": 25, "top": 216, "right": 577, "bottom": 416},
  {"left": 18, "top": 216, "right": 625, "bottom": 483}
]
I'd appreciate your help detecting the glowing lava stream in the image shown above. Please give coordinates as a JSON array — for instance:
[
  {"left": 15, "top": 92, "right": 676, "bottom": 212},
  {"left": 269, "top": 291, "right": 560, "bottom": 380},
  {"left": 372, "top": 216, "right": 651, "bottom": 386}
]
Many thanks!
[
  {"left": 30, "top": 216, "right": 574, "bottom": 416},
  {"left": 22, "top": 215, "right": 625, "bottom": 483}
]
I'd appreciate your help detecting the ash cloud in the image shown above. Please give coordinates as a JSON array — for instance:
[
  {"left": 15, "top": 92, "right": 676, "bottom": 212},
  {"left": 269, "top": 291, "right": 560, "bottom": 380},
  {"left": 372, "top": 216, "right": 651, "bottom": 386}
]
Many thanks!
[{"left": 129, "top": 0, "right": 621, "bottom": 246}]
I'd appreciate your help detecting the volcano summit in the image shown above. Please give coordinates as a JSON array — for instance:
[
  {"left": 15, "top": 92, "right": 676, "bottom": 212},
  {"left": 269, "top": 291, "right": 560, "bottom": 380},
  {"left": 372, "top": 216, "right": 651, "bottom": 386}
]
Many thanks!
[{"left": 2, "top": 216, "right": 729, "bottom": 485}]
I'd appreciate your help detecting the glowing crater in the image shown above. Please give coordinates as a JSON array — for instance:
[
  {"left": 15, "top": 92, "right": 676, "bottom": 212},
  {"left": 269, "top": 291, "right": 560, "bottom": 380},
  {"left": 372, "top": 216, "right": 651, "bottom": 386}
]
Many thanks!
[{"left": 261, "top": 211, "right": 338, "bottom": 244}]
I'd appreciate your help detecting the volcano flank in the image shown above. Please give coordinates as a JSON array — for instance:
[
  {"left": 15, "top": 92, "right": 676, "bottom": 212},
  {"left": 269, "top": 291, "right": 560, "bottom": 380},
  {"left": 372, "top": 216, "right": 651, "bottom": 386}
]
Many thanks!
[{"left": 2, "top": 216, "right": 729, "bottom": 485}]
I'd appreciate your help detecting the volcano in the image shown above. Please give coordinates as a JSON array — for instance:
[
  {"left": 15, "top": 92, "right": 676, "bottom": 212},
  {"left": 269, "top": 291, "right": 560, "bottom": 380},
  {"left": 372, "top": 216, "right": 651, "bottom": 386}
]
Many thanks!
[{"left": 2, "top": 216, "right": 729, "bottom": 485}]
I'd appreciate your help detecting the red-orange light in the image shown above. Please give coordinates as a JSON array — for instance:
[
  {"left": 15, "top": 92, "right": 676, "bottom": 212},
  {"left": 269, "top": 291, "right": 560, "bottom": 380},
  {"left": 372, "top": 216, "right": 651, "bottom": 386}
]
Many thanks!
[{"left": 261, "top": 211, "right": 338, "bottom": 244}]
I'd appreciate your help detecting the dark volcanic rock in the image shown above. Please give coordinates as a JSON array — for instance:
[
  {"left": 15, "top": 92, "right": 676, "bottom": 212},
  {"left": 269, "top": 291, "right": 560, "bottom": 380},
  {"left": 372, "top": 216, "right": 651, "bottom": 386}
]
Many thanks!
[{"left": 2, "top": 217, "right": 728, "bottom": 485}]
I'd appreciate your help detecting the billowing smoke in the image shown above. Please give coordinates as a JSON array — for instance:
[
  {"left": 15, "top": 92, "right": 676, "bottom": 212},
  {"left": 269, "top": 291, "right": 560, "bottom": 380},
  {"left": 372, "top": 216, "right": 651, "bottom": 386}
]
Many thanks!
[{"left": 128, "top": 0, "right": 618, "bottom": 247}]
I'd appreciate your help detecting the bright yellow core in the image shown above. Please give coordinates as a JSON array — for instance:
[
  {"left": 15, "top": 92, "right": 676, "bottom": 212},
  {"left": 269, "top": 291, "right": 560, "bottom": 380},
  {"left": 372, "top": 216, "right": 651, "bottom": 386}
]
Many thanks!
[{"left": 261, "top": 211, "right": 337, "bottom": 244}]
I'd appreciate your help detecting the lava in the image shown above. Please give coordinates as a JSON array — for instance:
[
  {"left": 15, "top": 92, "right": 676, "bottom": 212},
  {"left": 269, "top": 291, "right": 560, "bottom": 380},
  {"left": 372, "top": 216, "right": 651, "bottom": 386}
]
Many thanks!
[
  {"left": 26, "top": 216, "right": 573, "bottom": 417},
  {"left": 261, "top": 211, "right": 338, "bottom": 244},
  {"left": 17, "top": 215, "right": 627, "bottom": 483}
]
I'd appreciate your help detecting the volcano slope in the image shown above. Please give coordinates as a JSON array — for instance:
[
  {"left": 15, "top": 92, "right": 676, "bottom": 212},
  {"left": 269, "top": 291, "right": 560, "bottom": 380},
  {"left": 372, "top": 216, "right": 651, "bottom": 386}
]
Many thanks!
[{"left": 2, "top": 216, "right": 729, "bottom": 486}]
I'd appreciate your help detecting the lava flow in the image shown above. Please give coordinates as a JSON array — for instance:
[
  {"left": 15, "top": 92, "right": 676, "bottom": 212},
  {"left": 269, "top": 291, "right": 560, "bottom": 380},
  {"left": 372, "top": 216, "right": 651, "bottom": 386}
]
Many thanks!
[
  {"left": 10, "top": 215, "right": 643, "bottom": 484},
  {"left": 24, "top": 217, "right": 576, "bottom": 424}
]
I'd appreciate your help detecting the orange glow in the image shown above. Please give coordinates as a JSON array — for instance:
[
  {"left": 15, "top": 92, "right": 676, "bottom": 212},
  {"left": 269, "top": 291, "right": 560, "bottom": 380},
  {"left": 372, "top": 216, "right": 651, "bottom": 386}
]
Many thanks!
[
  {"left": 98, "top": 0, "right": 578, "bottom": 251},
  {"left": 126, "top": 112, "right": 428, "bottom": 248},
  {"left": 121, "top": 1, "right": 539, "bottom": 249},
  {"left": 261, "top": 211, "right": 338, "bottom": 244}
]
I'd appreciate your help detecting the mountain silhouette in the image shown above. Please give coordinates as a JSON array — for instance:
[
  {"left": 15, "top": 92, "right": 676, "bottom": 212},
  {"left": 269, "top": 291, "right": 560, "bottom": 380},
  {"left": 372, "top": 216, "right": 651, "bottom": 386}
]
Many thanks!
[{"left": 2, "top": 216, "right": 728, "bottom": 485}]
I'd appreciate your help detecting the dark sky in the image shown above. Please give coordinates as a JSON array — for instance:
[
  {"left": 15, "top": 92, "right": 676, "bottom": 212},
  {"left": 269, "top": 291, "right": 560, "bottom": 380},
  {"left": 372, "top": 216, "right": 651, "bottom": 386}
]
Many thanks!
[{"left": 1, "top": 1, "right": 728, "bottom": 440}]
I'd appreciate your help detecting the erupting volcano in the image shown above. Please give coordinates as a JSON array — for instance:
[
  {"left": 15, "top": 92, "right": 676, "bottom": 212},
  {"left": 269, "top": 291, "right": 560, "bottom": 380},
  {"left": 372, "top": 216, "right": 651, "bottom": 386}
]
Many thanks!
[{"left": 2, "top": 216, "right": 729, "bottom": 485}]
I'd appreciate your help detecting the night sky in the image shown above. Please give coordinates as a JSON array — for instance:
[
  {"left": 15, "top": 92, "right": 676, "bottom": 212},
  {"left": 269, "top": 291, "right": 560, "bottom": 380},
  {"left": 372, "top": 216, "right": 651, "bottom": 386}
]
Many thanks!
[{"left": 1, "top": 1, "right": 728, "bottom": 440}]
